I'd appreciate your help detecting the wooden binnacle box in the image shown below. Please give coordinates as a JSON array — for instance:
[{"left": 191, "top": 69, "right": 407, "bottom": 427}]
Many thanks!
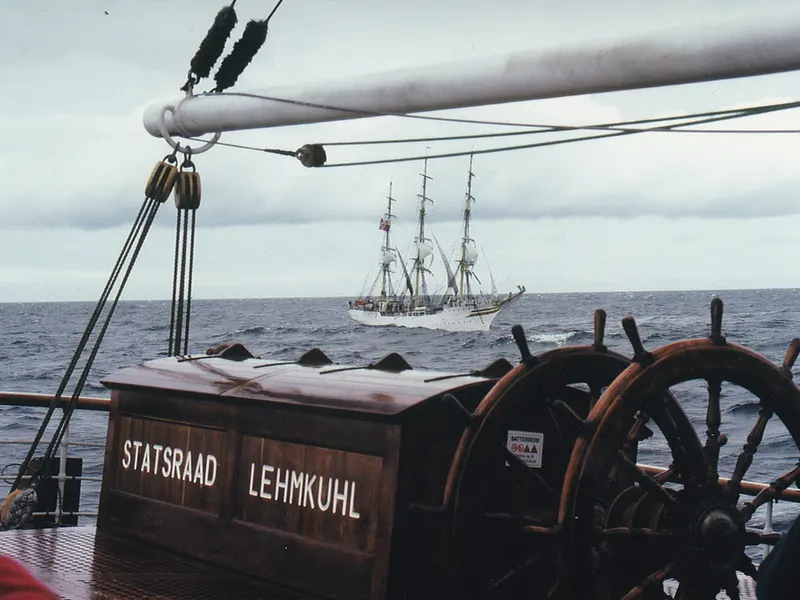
[{"left": 98, "top": 348, "right": 502, "bottom": 600}]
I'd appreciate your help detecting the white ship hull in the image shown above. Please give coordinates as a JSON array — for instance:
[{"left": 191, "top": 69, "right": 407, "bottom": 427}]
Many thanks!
[{"left": 348, "top": 303, "right": 503, "bottom": 332}]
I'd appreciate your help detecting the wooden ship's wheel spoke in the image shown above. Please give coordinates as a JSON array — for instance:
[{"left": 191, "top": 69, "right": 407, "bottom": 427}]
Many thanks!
[
  {"left": 740, "top": 462, "right": 800, "bottom": 520},
  {"left": 726, "top": 404, "right": 773, "bottom": 502},
  {"left": 488, "top": 546, "right": 558, "bottom": 595},
  {"left": 703, "top": 378, "right": 724, "bottom": 484},
  {"left": 502, "top": 446, "right": 561, "bottom": 499},
  {"left": 653, "top": 464, "right": 680, "bottom": 484},
  {"left": 615, "top": 454, "right": 681, "bottom": 511},
  {"left": 554, "top": 298, "right": 800, "bottom": 600},
  {"left": 598, "top": 527, "right": 677, "bottom": 544},
  {"left": 619, "top": 563, "right": 674, "bottom": 600}
]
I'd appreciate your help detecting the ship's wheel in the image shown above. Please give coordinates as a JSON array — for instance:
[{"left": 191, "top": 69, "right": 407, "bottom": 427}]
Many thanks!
[
  {"left": 553, "top": 298, "right": 800, "bottom": 600},
  {"left": 442, "top": 310, "right": 658, "bottom": 599}
]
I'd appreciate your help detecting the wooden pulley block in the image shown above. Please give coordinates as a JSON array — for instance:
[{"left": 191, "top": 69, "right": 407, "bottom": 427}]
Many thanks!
[
  {"left": 296, "top": 144, "right": 327, "bottom": 168},
  {"left": 174, "top": 171, "right": 202, "bottom": 210},
  {"left": 145, "top": 159, "right": 179, "bottom": 202}
]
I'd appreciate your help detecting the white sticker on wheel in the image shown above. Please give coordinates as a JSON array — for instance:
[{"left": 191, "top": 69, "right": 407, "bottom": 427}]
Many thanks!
[{"left": 506, "top": 430, "right": 544, "bottom": 468}]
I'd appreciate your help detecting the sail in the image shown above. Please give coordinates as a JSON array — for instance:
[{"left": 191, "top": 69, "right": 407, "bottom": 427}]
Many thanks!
[
  {"left": 396, "top": 248, "right": 414, "bottom": 296},
  {"left": 349, "top": 157, "right": 524, "bottom": 331},
  {"left": 415, "top": 241, "right": 433, "bottom": 261},
  {"left": 433, "top": 233, "right": 458, "bottom": 296},
  {"left": 464, "top": 244, "right": 479, "bottom": 266},
  {"left": 481, "top": 245, "right": 498, "bottom": 298}
]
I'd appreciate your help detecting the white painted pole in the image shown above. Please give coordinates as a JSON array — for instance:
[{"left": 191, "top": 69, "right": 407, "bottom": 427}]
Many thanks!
[
  {"left": 144, "top": 14, "right": 800, "bottom": 138},
  {"left": 762, "top": 500, "right": 774, "bottom": 562},
  {"left": 56, "top": 424, "right": 68, "bottom": 526}
]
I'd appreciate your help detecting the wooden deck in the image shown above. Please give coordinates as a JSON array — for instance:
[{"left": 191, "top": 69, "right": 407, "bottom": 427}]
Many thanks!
[
  {"left": 0, "top": 526, "right": 761, "bottom": 600},
  {"left": 0, "top": 526, "right": 319, "bottom": 600}
]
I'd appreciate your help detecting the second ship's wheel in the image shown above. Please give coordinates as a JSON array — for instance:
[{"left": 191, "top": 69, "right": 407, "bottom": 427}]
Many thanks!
[
  {"left": 442, "top": 310, "right": 656, "bottom": 599},
  {"left": 554, "top": 299, "right": 800, "bottom": 600}
]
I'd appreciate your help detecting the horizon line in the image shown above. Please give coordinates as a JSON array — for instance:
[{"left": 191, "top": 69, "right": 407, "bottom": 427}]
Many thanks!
[{"left": 1, "top": 285, "right": 797, "bottom": 304}]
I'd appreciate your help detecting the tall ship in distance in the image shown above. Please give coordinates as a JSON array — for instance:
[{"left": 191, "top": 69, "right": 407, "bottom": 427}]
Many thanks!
[{"left": 348, "top": 155, "right": 526, "bottom": 332}]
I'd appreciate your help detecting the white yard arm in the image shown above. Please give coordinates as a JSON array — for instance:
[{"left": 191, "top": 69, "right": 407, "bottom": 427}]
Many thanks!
[{"left": 144, "top": 13, "right": 800, "bottom": 137}]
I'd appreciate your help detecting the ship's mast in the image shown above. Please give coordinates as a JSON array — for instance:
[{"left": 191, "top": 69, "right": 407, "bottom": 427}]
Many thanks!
[
  {"left": 458, "top": 153, "right": 475, "bottom": 304},
  {"left": 413, "top": 155, "right": 433, "bottom": 309},
  {"left": 380, "top": 182, "right": 396, "bottom": 297}
]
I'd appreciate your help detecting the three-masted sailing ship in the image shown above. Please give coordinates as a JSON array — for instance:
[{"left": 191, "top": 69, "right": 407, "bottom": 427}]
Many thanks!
[{"left": 348, "top": 156, "right": 525, "bottom": 331}]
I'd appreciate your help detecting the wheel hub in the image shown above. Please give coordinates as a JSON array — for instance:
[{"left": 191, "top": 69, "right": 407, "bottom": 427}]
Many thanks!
[{"left": 691, "top": 502, "right": 745, "bottom": 570}]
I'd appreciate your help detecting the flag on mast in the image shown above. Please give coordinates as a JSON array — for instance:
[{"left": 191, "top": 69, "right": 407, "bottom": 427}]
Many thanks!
[{"left": 379, "top": 218, "right": 390, "bottom": 231}]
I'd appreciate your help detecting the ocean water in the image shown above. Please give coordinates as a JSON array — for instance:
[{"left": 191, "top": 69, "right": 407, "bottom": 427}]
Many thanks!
[{"left": 1, "top": 289, "right": 799, "bottom": 536}]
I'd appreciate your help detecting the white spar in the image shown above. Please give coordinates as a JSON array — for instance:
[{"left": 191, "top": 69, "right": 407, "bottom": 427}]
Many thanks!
[{"left": 144, "top": 13, "right": 800, "bottom": 138}]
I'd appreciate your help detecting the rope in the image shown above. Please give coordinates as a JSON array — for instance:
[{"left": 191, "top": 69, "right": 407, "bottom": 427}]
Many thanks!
[
  {"left": 217, "top": 92, "right": 800, "bottom": 131},
  {"left": 11, "top": 195, "right": 157, "bottom": 492},
  {"left": 168, "top": 160, "right": 201, "bottom": 357},
  {"left": 320, "top": 125, "right": 800, "bottom": 147},
  {"left": 189, "top": 118, "right": 800, "bottom": 155},
  {"left": 184, "top": 210, "right": 197, "bottom": 356},
  {"left": 39, "top": 199, "right": 162, "bottom": 476},
  {"left": 174, "top": 210, "right": 190, "bottom": 355},
  {"left": 183, "top": 100, "right": 800, "bottom": 168},
  {"left": 323, "top": 103, "right": 793, "bottom": 167},
  {"left": 265, "top": 0, "right": 285, "bottom": 22},
  {"left": 14, "top": 195, "right": 164, "bottom": 492},
  {"left": 168, "top": 210, "right": 181, "bottom": 355}
]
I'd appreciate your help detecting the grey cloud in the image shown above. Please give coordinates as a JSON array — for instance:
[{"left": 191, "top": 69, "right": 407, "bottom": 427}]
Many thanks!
[{"left": 6, "top": 0, "right": 800, "bottom": 301}]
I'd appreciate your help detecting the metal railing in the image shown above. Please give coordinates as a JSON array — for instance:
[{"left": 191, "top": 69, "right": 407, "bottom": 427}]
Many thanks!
[{"left": 0, "top": 392, "right": 109, "bottom": 525}]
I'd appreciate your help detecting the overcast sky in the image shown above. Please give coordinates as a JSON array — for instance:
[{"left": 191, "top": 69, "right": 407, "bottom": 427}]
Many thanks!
[{"left": 4, "top": 0, "right": 800, "bottom": 301}]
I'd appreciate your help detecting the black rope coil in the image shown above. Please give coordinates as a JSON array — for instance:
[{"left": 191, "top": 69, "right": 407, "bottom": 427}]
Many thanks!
[
  {"left": 184, "top": 3, "right": 239, "bottom": 89},
  {"left": 213, "top": 19, "right": 269, "bottom": 92}
]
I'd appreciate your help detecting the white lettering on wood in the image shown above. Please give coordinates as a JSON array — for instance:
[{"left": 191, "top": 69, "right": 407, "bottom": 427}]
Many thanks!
[
  {"left": 318, "top": 477, "right": 332, "bottom": 512},
  {"left": 132, "top": 441, "right": 142, "bottom": 469},
  {"left": 162, "top": 447, "right": 172, "bottom": 478},
  {"left": 141, "top": 444, "right": 151, "bottom": 473},
  {"left": 182, "top": 451, "right": 193, "bottom": 481},
  {"left": 247, "top": 462, "right": 360, "bottom": 519},
  {"left": 194, "top": 453, "right": 204, "bottom": 484},
  {"left": 205, "top": 455, "right": 217, "bottom": 486},
  {"left": 332, "top": 479, "right": 348, "bottom": 515},
  {"left": 171, "top": 448, "right": 184, "bottom": 479},
  {"left": 120, "top": 439, "right": 218, "bottom": 488},
  {"left": 153, "top": 445, "right": 163, "bottom": 473},
  {"left": 275, "top": 468, "right": 289, "bottom": 503},
  {"left": 248, "top": 463, "right": 258, "bottom": 497},
  {"left": 303, "top": 474, "right": 316, "bottom": 509},
  {"left": 349, "top": 483, "right": 360, "bottom": 519},
  {"left": 122, "top": 440, "right": 131, "bottom": 468},
  {"left": 290, "top": 471, "right": 303, "bottom": 504},
  {"left": 260, "top": 464, "right": 274, "bottom": 499}
]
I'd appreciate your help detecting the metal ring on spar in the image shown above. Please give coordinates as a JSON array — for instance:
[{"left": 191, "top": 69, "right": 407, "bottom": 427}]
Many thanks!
[{"left": 157, "top": 96, "right": 221, "bottom": 155}]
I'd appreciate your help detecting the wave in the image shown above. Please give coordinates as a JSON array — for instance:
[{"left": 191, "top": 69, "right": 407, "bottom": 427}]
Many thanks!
[
  {"left": 726, "top": 401, "right": 761, "bottom": 416},
  {"left": 529, "top": 331, "right": 581, "bottom": 347},
  {"left": 233, "top": 325, "right": 267, "bottom": 335},
  {"left": 207, "top": 325, "right": 268, "bottom": 341},
  {"left": 485, "top": 329, "right": 592, "bottom": 349}
]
